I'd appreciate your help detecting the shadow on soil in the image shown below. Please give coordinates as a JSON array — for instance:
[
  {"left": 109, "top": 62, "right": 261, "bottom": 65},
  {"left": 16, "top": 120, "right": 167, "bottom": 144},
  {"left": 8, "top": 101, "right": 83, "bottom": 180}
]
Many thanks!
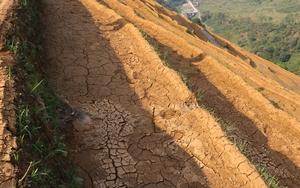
[
  {"left": 147, "top": 36, "right": 300, "bottom": 187},
  {"left": 42, "top": 0, "right": 209, "bottom": 187},
  {"left": 0, "top": 54, "right": 16, "bottom": 186}
]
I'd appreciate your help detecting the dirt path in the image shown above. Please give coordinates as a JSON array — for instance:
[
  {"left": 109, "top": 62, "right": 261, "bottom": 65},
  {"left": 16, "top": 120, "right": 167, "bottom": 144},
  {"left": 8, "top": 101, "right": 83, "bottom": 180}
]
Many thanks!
[
  {"left": 41, "top": 0, "right": 270, "bottom": 187},
  {"left": 0, "top": 0, "right": 16, "bottom": 187}
]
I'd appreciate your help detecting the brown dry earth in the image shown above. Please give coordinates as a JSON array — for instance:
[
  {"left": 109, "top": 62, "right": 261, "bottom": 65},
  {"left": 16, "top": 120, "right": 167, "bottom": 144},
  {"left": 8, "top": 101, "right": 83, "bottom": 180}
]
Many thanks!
[
  {"left": 41, "top": 0, "right": 300, "bottom": 187},
  {"left": 0, "top": 0, "right": 17, "bottom": 187}
]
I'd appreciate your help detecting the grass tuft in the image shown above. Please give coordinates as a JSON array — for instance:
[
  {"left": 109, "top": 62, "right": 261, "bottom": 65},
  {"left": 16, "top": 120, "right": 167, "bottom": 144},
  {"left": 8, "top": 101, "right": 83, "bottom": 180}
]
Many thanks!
[{"left": 257, "top": 166, "right": 281, "bottom": 188}]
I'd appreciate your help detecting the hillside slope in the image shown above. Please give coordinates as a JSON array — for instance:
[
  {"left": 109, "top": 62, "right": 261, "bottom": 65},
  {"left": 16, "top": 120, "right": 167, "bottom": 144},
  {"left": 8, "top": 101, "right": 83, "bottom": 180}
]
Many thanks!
[{"left": 40, "top": 0, "right": 300, "bottom": 187}]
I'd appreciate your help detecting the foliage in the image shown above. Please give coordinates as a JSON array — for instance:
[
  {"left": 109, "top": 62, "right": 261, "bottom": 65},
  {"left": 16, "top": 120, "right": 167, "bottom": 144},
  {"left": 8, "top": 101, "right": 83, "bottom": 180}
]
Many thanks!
[
  {"left": 190, "top": 17, "right": 206, "bottom": 28},
  {"left": 201, "top": 11, "right": 300, "bottom": 75},
  {"left": 275, "top": 0, "right": 300, "bottom": 13}
]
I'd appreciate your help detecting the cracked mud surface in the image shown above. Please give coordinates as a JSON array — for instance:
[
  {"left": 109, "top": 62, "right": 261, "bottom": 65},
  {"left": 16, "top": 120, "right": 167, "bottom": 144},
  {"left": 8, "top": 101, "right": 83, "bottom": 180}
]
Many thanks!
[
  {"left": 0, "top": 0, "right": 16, "bottom": 187},
  {"left": 41, "top": 0, "right": 300, "bottom": 187}
]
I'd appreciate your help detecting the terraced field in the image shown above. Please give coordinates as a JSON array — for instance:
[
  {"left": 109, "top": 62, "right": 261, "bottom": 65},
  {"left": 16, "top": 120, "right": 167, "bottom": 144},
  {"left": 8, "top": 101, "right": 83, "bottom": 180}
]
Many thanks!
[{"left": 2, "top": 0, "right": 300, "bottom": 187}]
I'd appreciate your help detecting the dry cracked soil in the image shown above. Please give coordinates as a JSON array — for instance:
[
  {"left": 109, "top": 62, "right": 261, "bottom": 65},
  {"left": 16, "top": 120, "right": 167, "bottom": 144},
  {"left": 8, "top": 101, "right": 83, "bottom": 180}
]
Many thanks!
[
  {"left": 2, "top": 0, "right": 300, "bottom": 187},
  {"left": 0, "top": 0, "right": 17, "bottom": 187}
]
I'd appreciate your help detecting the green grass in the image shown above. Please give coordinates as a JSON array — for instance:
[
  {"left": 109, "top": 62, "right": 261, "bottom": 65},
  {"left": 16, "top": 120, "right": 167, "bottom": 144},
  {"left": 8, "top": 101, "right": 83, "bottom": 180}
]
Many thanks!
[
  {"left": 135, "top": 10, "right": 144, "bottom": 19},
  {"left": 194, "top": 89, "right": 203, "bottom": 105},
  {"left": 186, "top": 29, "right": 194, "bottom": 36},
  {"left": 236, "top": 141, "right": 248, "bottom": 157},
  {"left": 257, "top": 166, "right": 281, "bottom": 188},
  {"left": 221, "top": 123, "right": 237, "bottom": 137},
  {"left": 194, "top": 0, "right": 295, "bottom": 22},
  {"left": 177, "top": 71, "right": 193, "bottom": 90},
  {"left": 5, "top": 0, "right": 82, "bottom": 187},
  {"left": 139, "top": 28, "right": 172, "bottom": 68}
]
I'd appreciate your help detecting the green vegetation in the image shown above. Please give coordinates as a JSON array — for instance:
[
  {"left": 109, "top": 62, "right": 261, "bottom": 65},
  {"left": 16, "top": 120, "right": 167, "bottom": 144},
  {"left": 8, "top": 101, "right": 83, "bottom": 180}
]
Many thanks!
[
  {"left": 257, "top": 166, "right": 281, "bottom": 188},
  {"left": 157, "top": 0, "right": 300, "bottom": 76},
  {"left": 186, "top": 29, "right": 194, "bottom": 35},
  {"left": 196, "top": 0, "right": 300, "bottom": 76},
  {"left": 177, "top": 71, "right": 193, "bottom": 89},
  {"left": 139, "top": 28, "right": 195, "bottom": 91},
  {"left": 194, "top": 89, "right": 203, "bottom": 105},
  {"left": 139, "top": 28, "right": 171, "bottom": 68},
  {"left": 155, "top": 0, "right": 185, "bottom": 12},
  {"left": 135, "top": 10, "right": 144, "bottom": 19},
  {"left": 5, "top": 0, "right": 82, "bottom": 187},
  {"left": 190, "top": 17, "right": 206, "bottom": 28},
  {"left": 236, "top": 141, "right": 248, "bottom": 157},
  {"left": 221, "top": 123, "right": 281, "bottom": 187}
]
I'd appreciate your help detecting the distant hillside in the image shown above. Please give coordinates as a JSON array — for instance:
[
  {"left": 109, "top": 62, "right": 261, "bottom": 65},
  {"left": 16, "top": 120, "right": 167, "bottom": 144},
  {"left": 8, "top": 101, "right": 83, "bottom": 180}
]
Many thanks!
[
  {"left": 196, "top": 0, "right": 300, "bottom": 76},
  {"left": 157, "top": 0, "right": 300, "bottom": 76}
]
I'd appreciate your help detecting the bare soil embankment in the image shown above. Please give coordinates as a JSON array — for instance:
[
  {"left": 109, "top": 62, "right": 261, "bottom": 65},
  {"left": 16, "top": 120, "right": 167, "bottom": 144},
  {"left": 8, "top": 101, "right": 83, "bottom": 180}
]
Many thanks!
[
  {"left": 38, "top": 0, "right": 300, "bottom": 187},
  {"left": 0, "top": 0, "right": 16, "bottom": 187}
]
